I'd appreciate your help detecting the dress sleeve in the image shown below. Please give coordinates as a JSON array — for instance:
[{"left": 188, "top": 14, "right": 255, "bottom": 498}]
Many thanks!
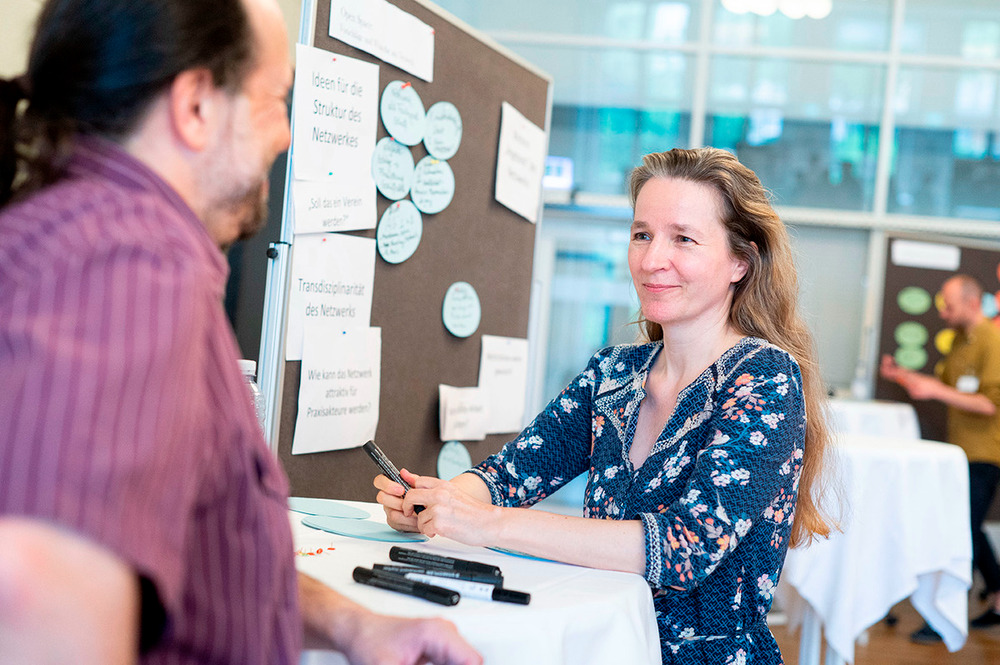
[
  {"left": 640, "top": 346, "right": 806, "bottom": 591},
  {"left": 469, "top": 349, "right": 606, "bottom": 507}
]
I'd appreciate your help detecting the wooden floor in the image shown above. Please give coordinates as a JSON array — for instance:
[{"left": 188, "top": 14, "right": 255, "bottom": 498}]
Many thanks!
[{"left": 771, "top": 596, "right": 1000, "bottom": 665}]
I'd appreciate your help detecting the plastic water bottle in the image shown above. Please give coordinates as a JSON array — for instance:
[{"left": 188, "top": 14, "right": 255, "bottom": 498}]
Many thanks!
[{"left": 238, "top": 359, "right": 266, "bottom": 433}]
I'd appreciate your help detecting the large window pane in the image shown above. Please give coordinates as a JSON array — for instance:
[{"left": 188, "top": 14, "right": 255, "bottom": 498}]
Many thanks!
[
  {"left": 520, "top": 44, "right": 694, "bottom": 195},
  {"left": 434, "top": 0, "right": 701, "bottom": 43},
  {"left": 550, "top": 106, "right": 692, "bottom": 194},
  {"left": 901, "top": 0, "right": 1000, "bottom": 58},
  {"left": 894, "top": 67, "right": 999, "bottom": 131},
  {"left": 890, "top": 66, "right": 1000, "bottom": 219},
  {"left": 713, "top": 0, "right": 891, "bottom": 51},
  {"left": 788, "top": 224, "right": 869, "bottom": 390},
  {"left": 707, "top": 57, "right": 883, "bottom": 209},
  {"left": 511, "top": 45, "right": 694, "bottom": 108},
  {"left": 539, "top": 217, "right": 634, "bottom": 402}
]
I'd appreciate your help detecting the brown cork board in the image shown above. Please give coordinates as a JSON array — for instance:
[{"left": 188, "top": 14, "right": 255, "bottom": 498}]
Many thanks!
[
  {"left": 875, "top": 232, "right": 1000, "bottom": 444},
  {"left": 276, "top": 0, "right": 551, "bottom": 501}
]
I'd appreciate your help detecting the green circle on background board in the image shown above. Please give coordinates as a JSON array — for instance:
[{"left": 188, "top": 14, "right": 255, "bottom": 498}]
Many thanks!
[
  {"left": 894, "top": 346, "right": 928, "bottom": 371},
  {"left": 894, "top": 321, "right": 929, "bottom": 347},
  {"left": 897, "top": 286, "right": 932, "bottom": 316},
  {"left": 437, "top": 441, "right": 472, "bottom": 480}
]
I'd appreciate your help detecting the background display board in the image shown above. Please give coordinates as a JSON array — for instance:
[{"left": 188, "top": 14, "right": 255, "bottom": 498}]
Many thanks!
[
  {"left": 875, "top": 233, "right": 1000, "bottom": 444},
  {"left": 265, "top": 0, "right": 552, "bottom": 500}
]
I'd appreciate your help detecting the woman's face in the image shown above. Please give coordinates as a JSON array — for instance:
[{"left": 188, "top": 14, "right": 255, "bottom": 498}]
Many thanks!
[{"left": 628, "top": 177, "right": 748, "bottom": 333}]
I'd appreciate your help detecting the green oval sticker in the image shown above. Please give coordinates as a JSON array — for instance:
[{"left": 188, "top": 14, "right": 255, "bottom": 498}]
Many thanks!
[
  {"left": 894, "top": 346, "right": 928, "bottom": 371},
  {"left": 897, "top": 286, "right": 932, "bottom": 316},
  {"left": 894, "top": 321, "right": 929, "bottom": 347}
]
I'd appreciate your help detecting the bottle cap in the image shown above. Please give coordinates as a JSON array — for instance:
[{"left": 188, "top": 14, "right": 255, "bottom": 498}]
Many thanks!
[{"left": 237, "top": 359, "right": 257, "bottom": 376}]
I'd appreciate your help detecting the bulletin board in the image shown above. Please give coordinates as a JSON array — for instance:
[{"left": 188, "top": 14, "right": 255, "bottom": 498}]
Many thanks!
[
  {"left": 874, "top": 232, "right": 1000, "bottom": 444},
  {"left": 265, "top": 0, "right": 552, "bottom": 500}
]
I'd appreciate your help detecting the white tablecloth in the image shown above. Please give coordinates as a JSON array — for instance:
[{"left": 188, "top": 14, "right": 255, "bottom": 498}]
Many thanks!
[
  {"left": 827, "top": 399, "right": 921, "bottom": 440},
  {"left": 778, "top": 433, "right": 972, "bottom": 664},
  {"left": 292, "top": 502, "right": 661, "bottom": 665}
]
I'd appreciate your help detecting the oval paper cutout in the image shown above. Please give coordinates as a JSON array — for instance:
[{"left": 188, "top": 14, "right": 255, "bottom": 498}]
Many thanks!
[
  {"left": 380, "top": 80, "right": 426, "bottom": 146},
  {"left": 411, "top": 157, "right": 455, "bottom": 215},
  {"left": 424, "top": 101, "right": 463, "bottom": 160},
  {"left": 442, "top": 281, "right": 481, "bottom": 338},
  {"left": 371, "top": 136, "right": 415, "bottom": 200},
  {"left": 377, "top": 200, "right": 423, "bottom": 264}
]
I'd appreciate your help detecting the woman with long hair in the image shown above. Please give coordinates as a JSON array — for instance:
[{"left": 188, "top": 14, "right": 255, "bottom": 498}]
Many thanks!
[{"left": 377, "top": 147, "right": 832, "bottom": 664}]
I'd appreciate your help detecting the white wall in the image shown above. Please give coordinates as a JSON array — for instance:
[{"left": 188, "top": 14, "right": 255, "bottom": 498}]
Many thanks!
[
  {"left": 1, "top": 0, "right": 43, "bottom": 78},
  {"left": 0, "top": 0, "right": 304, "bottom": 78}
]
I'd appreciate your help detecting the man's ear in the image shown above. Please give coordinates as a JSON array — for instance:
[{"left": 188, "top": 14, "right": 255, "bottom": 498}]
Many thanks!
[{"left": 167, "top": 68, "right": 219, "bottom": 152}]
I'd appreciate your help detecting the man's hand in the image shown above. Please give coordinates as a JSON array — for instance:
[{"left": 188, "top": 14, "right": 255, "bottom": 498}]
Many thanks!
[
  {"left": 897, "top": 372, "right": 944, "bottom": 401},
  {"left": 298, "top": 572, "right": 481, "bottom": 665},
  {"left": 338, "top": 610, "right": 483, "bottom": 665},
  {"left": 880, "top": 354, "right": 941, "bottom": 400},
  {"left": 879, "top": 354, "right": 904, "bottom": 383}
]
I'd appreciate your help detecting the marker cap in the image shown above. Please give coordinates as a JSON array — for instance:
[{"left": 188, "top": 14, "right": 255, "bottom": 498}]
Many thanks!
[{"left": 492, "top": 587, "right": 530, "bottom": 605}]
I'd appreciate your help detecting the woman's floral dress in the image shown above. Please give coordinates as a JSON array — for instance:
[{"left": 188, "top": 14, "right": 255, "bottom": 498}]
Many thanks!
[{"left": 469, "top": 337, "right": 805, "bottom": 664}]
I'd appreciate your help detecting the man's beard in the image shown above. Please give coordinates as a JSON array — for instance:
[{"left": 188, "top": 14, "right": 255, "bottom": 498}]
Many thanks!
[
  {"left": 232, "top": 178, "right": 269, "bottom": 242},
  {"left": 210, "top": 175, "right": 270, "bottom": 252}
]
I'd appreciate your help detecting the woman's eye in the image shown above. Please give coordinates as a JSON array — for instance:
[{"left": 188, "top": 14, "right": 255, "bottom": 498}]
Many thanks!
[
  {"left": 678, "top": 235, "right": 694, "bottom": 244},
  {"left": 632, "top": 231, "right": 650, "bottom": 241}
]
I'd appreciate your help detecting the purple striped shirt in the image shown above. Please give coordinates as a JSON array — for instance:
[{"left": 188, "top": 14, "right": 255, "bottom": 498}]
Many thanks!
[{"left": 0, "top": 137, "right": 300, "bottom": 664}]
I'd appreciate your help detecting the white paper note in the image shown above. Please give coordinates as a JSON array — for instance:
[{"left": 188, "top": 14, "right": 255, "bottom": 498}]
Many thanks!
[
  {"left": 286, "top": 233, "right": 375, "bottom": 360},
  {"left": 329, "top": 0, "right": 435, "bottom": 82},
  {"left": 293, "top": 326, "right": 381, "bottom": 455},
  {"left": 890, "top": 239, "right": 961, "bottom": 271},
  {"left": 495, "top": 102, "right": 547, "bottom": 223},
  {"left": 478, "top": 335, "right": 529, "bottom": 434},
  {"left": 292, "top": 45, "right": 378, "bottom": 184},
  {"left": 439, "top": 385, "right": 488, "bottom": 442},
  {"left": 292, "top": 177, "right": 376, "bottom": 235}
]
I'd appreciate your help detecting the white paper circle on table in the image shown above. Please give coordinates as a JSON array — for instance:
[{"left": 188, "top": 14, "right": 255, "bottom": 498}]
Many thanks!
[
  {"left": 288, "top": 497, "right": 370, "bottom": 520},
  {"left": 423, "top": 101, "right": 463, "bottom": 160},
  {"left": 437, "top": 441, "right": 472, "bottom": 480},
  {"left": 301, "top": 515, "right": 428, "bottom": 542},
  {"left": 371, "top": 137, "right": 415, "bottom": 200},
  {"left": 377, "top": 200, "right": 423, "bottom": 264},
  {"left": 441, "top": 281, "right": 481, "bottom": 338},
  {"left": 380, "top": 80, "right": 426, "bottom": 146},
  {"left": 411, "top": 157, "right": 455, "bottom": 215}
]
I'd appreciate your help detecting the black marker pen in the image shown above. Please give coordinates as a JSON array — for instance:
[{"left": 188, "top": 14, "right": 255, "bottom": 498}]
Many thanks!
[
  {"left": 352, "top": 567, "right": 459, "bottom": 606},
  {"left": 389, "top": 546, "right": 503, "bottom": 584},
  {"left": 373, "top": 562, "right": 501, "bottom": 585},
  {"left": 363, "top": 440, "right": 424, "bottom": 513},
  {"left": 401, "top": 572, "right": 530, "bottom": 605}
]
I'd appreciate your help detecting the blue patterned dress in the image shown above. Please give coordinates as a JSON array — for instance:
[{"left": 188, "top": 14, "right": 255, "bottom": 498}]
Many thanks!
[{"left": 470, "top": 337, "right": 805, "bottom": 664}]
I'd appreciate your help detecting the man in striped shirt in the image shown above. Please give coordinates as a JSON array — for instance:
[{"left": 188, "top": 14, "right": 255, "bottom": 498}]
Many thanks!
[{"left": 0, "top": 1, "right": 480, "bottom": 664}]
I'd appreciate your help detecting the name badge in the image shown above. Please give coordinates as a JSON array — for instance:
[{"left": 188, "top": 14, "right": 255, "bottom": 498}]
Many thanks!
[{"left": 956, "top": 375, "right": 980, "bottom": 393}]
